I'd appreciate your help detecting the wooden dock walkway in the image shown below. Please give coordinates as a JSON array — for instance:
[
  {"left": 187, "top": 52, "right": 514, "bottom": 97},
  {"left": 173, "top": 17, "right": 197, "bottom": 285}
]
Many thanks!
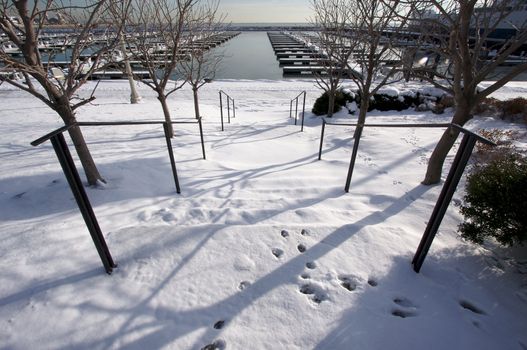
[{"left": 267, "top": 32, "right": 331, "bottom": 76}]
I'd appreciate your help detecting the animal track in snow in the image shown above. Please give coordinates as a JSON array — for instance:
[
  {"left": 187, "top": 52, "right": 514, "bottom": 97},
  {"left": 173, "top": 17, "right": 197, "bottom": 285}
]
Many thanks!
[
  {"left": 272, "top": 248, "right": 284, "bottom": 258},
  {"left": 338, "top": 275, "right": 361, "bottom": 292},
  {"left": 201, "top": 339, "right": 226, "bottom": 350},
  {"left": 305, "top": 261, "right": 317, "bottom": 270},
  {"left": 393, "top": 297, "right": 417, "bottom": 308},
  {"left": 280, "top": 229, "right": 289, "bottom": 238},
  {"left": 297, "top": 244, "right": 306, "bottom": 253},
  {"left": 213, "top": 320, "right": 226, "bottom": 330},
  {"left": 391, "top": 309, "right": 417, "bottom": 318},
  {"left": 367, "top": 278, "right": 378, "bottom": 287},
  {"left": 238, "top": 281, "right": 251, "bottom": 290},
  {"left": 300, "top": 273, "right": 311, "bottom": 280},
  {"left": 299, "top": 283, "right": 329, "bottom": 304},
  {"left": 459, "top": 300, "right": 486, "bottom": 315},
  {"left": 391, "top": 297, "right": 419, "bottom": 318},
  {"left": 301, "top": 229, "right": 309, "bottom": 236}
]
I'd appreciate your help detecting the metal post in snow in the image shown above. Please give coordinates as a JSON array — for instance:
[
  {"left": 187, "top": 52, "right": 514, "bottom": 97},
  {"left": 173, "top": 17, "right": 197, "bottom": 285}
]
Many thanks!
[
  {"left": 233, "top": 99, "right": 236, "bottom": 119},
  {"left": 219, "top": 91, "right": 224, "bottom": 131},
  {"left": 412, "top": 133, "right": 477, "bottom": 272},
  {"left": 301, "top": 91, "right": 306, "bottom": 132},
  {"left": 50, "top": 133, "right": 116, "bottom": 274},
  {"left": 198, "top": 117, "right": 206, "bottom": 160},
  {"left": 227, "top": 96, "right": 231, "bottom": 124},
  {"left": 318, "top": 118, "right": 326, "bottom": 160},
  {"left": 295, "top": 96, "right": 299, "bottom": 125}
]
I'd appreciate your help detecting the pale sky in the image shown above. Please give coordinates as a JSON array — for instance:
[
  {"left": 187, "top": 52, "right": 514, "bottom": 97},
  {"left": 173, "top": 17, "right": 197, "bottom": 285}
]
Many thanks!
[{"left": 217, "top": 0, "right": 313, "bottom": 23}]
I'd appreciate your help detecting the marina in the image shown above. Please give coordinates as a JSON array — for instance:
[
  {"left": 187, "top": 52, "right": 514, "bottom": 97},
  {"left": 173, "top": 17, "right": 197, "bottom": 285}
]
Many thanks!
[{"left": 1, "top": 31, "right": 240, "bottom": 80}]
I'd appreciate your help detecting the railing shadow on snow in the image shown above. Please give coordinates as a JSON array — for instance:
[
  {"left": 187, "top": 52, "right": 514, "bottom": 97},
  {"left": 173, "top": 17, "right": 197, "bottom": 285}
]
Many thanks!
[{"left": 30, "top": 118, "right": 206, "bottom": 274}]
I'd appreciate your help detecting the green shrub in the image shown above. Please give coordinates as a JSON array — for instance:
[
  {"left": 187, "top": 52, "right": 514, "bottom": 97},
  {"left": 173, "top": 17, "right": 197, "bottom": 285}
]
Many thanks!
[
  {"left": 312, "top": 90, "right": 354, "bottom": 116},
  {"left": 459, "top": 152, "right": 527, "bottom": 246}
]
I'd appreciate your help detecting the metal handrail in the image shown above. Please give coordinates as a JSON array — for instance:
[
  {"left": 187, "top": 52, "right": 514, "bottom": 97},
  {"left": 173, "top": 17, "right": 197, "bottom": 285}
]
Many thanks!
[
  {"left": 77, "top": 118, "right": 207, "bottom": 160},
  {"left": 289, "top": 90, "right": 306, "bottom": 131},
  {"left": 29, "top": 118, "right": 208, "bottom": 274},
  {"left": 316, "top": 117, "right": 496, "bottom": 273},
  {"left": 219, "top": 90, "right": 236, "bottom": 131},
  {"left": 318, "top": 118, "right": 452, "bottom": 161}
]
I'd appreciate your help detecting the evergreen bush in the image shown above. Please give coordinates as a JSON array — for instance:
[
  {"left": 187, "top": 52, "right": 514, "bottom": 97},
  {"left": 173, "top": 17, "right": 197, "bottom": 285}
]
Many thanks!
[
  {"left": 458, "top": 152, "right": 527, "bottom": 246},
  {"left": 311, "top": 90, "right": 354, "bottom": 116}
]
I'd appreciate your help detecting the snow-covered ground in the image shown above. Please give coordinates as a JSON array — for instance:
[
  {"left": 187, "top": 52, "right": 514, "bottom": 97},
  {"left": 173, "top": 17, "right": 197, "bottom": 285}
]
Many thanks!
[{"left": 0, "top": 79, "right": 526, "bottom": 350}]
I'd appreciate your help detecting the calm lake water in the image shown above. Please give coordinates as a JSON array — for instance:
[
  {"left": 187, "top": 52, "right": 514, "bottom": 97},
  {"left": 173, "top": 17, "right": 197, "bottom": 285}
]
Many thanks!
[
  {"left": 212, "top": 31, "right": 285, "bottom": 80},
  {"left": 207, "top": 31, "right": 527, "bottom": 81}
]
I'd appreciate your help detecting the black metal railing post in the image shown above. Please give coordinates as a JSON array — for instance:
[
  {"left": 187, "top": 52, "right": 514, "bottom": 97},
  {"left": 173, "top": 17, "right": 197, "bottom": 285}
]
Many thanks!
[
  {"left": 345, "top": 124, "right": 364, "bottom": 193},
  {"left": 219, "top": 91, "right": 224, "bottom": 131},
  {"left": 318, "top": 118, "right": 326, "bottom": 160},
  {"left": 290, "top": 91, "right": 306, "bottom": 131},
  {"left": 219, "top": 90, "right": 236, "bottom": 130},
  {"left": 412, "top": 132, "right": 477, "bottom": 273},
  {"left": 294, "top": 96, "right": 299, "bottom": 125},
  {"left": 163, "top": 122, "right": 181, "bottom": 194},
  {"left": 227, "top": 96, "right": 231, "bottom": 124},
  {"left": 301, "top": 91, "right": 306, "bottom": 132},
  {"left": 49, "top": 132, "right": 116, "bottom": 274},
  {"left": 198, "top": 117, "right": 206, "bottom": 160}
]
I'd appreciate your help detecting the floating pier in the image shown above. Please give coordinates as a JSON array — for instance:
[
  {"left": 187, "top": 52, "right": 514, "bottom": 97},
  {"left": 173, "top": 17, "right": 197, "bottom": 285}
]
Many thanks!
[
  {"left": 2, "top": 31, "right": 240, "bottom": 80},
  {"left": 268, "top": 32, "right": 336, "bottom": 77}
]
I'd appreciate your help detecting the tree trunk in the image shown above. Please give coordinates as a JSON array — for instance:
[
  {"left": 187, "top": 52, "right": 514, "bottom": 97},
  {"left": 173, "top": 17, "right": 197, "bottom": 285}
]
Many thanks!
[
  {"left": 327, "top": 89, "right": 336, "bottom": 117},
  {"left": 422, "top": 100, "right": 473, "bottom": 185},
  {"left": 353, "top": 96, "right": 369, "bottom": 139},
  {"left": 58, "top": 107, "right": 105, "bottom": 186},
  {"left": 158, "top": 94, "right": 174, "bottom": 137},
  {"left": 68, "top": 125, "right": 105, "bottom": 186},
  {"left": 193, "top": 87, "right": 200, "bottom": 119}
]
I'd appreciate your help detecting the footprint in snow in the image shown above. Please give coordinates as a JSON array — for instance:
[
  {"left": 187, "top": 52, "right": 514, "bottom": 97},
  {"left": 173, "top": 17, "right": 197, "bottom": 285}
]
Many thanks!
[
  {"left": 280, "top": 229, "right": 289, "bottom": 238},
  {"left": 301, "top": 229, "right": 309, "bottom": 236},
  {"left": 272, "top": 248, "right": 284, "bottom": 259},
  {"left": 338, "top": 274, "right": 361, "bottom": 292},
  {"left": 213, "top": 320, "right": 226, "bottom": 330},
  {"left": 11, "top": 192, "right": 26, "bottom": 199},
  {"left": 201, "top": 339, "right": 226, "bottom": 350},
  {"left": 367, "top": 278, "right": 378, "bottom": 287},
  {"left": 297, "top": 244, "right": 306, "bottom": 253},
  {"left": 299, "top": 283, "right": 329, "bottom": 304},
  {"left": 305, "top": 261, "right": 317, "bottom": 270},
  {"left": 238, "top": 281, "right": 251, "bottom": 290},
  {"left": 391, "top": 297, "right": 419, "bottom": 318},
  {"left": 459, "top": 300, "right": 486, "bottom": 315}
]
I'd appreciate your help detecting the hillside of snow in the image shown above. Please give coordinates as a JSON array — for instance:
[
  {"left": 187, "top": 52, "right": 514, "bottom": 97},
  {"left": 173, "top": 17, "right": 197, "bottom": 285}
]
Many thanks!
[{"left": 0, "top": 79, "right": 526, "bottom": 350}]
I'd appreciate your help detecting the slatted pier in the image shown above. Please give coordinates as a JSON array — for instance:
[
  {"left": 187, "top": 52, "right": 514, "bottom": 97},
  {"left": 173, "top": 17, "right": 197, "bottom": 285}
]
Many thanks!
[{"left": 268, "top": 31, "right": 336, "bottom": 76}]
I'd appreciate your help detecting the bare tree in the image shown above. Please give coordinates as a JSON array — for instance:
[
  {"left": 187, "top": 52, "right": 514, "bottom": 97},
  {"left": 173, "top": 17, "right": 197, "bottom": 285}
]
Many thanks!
[
  {"left": 345, "top": 0, "right": 415, "bottom": 137},
  {"left": 178, "top": 0, "right": 224, "bottom": 119},
  {"left": 310, "top": 0, "right": 354, "bottom": 117},
  {"left": 0, "top": 0, "right": 129, "bottom": 185},
  {"left": 340, "top": 0, "right": 417, "bottom": 187},
  {"left": 126, "top": 0, "right": 198, "bottom": 137},
  {"left": 412, "top": 0, "right": 527, "bottom": 184}
]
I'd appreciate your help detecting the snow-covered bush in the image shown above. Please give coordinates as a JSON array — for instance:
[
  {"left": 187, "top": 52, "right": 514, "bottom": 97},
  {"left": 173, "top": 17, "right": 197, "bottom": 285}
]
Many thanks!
[{"left": 312, "top": 86, "right": 451, "bottom": 115}]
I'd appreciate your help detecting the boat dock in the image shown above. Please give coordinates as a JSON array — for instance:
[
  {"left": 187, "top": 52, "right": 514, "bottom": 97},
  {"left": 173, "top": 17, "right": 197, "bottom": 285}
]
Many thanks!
[
  {"left": 268, "top": 32, "right": 345, "bottom": 77},
  {"left": 2, "top": 32, "right": 240, "bottom": 80}
]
